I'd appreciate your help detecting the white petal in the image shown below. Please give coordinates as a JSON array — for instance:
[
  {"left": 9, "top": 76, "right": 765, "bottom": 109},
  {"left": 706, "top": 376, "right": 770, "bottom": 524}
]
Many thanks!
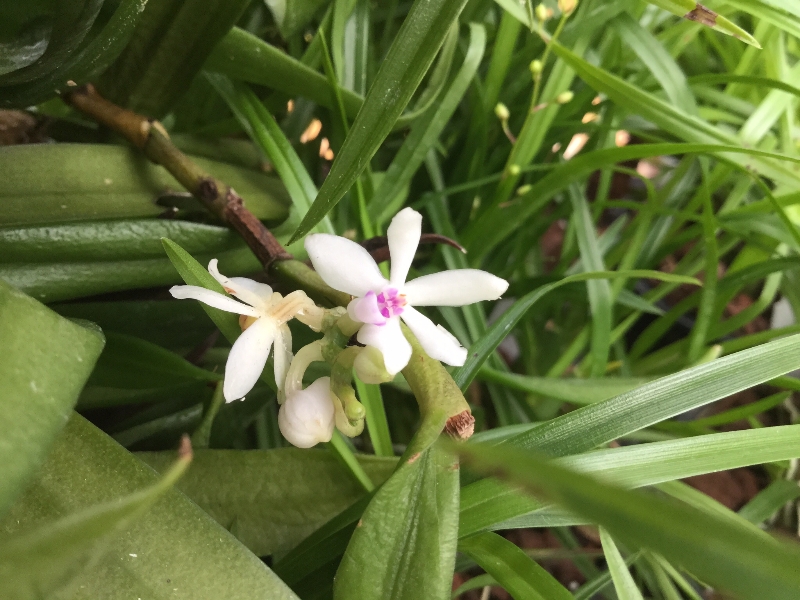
[
  {"left": 170, "top": 285, "right": 259, "bottom": 317},
  {"left": 305, "top": 233, "right": 387, "bottom": 297},
  {"left": 208, "top": 259, "right": 271, "bottom": 310},
  {"left": 273, "top": 324, "right": 293, "bottom": 391},
  {"left": 278, "top": 377, "right": 335, "bottom": 448},
  {"left": 223, "top": 317, "right": 276, "bottom": 401},
  {"left": 357, "top": 317, "right": 411, "bottom": 375},
  {"left": 387, "top": 207, "right": 422, "bottom": 287},
  {"left": 404, "top": 269, "right": 509, "bottom": 307},
  {"left": 401, "top": 307, "right": 467, "bottom": 366}
]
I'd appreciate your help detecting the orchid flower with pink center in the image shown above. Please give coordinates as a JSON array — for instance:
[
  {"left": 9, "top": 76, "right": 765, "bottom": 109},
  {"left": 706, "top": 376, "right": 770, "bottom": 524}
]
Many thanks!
[
  {"left": 169, "top": 260, "right": 322, "bottom": 402},
  {"left": 305, "top": 208, "right": 509, "bottom": 375}
]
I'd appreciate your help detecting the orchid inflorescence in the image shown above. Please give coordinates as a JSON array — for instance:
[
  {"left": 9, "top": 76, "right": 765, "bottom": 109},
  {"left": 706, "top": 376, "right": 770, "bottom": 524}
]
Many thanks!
[{"left": 170, "top": 208, "right": 508, "bottom": 448}]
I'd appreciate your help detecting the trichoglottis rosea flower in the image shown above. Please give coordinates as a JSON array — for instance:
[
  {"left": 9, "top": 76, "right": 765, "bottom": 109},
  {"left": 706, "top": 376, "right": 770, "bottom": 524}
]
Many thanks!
[
  {"left": 170, "top": 259, "right": 323, "bottom": 402},
  {"left": 305, "top": 208, "right": 509, "bottom": 375}
]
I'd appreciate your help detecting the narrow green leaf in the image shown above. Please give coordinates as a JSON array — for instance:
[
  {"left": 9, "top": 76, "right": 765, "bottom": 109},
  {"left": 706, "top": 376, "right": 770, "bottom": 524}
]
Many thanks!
[
  {"left": 460, "top": 424, "right": 800, "bottom": 535},
  {"left": 599, "top": 528, "right": 644, "bottom": 600},
  {"left": 0, "top": 435, "right": 191, "bottom": 600},
  {"left": 161, "top": 237, "right": 243, "bottom": 342},
  {"left": 368, "top": 22, "right": 486, "bottom": 222},
  {"left": 456, "top": 440, "right": 800, "bottom": 600},
  {"left": 0, "top": 279, "right": 104, "bottom": 517},
  {"left": 459, "top": 532, "right": 573, "bottom": 600},
  {"left": 738, "top": 480, "right": 800, "bottom": 525},
  {"left": 206, "top": 75, "right": 334, "bottom": 236},
  {"left": 644, "top": 0, "right": 760, "bottom": 47},
  {"left": 290, "top": 0, "right": 469, "bottom": 241},
  {"left": 452, "top": 269, "right": 700, "bottom": 391}
]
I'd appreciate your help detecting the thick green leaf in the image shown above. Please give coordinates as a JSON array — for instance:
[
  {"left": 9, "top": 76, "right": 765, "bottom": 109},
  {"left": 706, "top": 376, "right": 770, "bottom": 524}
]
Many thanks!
[
  {"left": 456, "top": 440, "right": 800, "bottom": 600},
  {"left": 0, "top": 435, "right": 190, "bottom": 600},
  {"left": 0, "top": 0, "right": 149, "bottom": 108},
  {"left": 98, "top": 0, "right": 251, "bottom": 117},
  {"left": 0, "top": 245, "right": 260, "bottom": 304},
  {"left": 461, "top": 425, "right": 800, "bottom": 535},
  {"left": 87, "top": 331, "right": 221, "bottom": 389},
  {"left": 290, "top": 0, "right": 469, "bottom": 241},
  {"left": 0, "top": 219, "right": 243, "bottom": 263},
  {"left": 334, "top": 442, "right": 459, "bottom": 600},
  {"left": 0, "top": 144, "right": 289, "bottom": 226},
  {"left": 459, "top": 532, "right": 573, "bottom": 600},
  {"left": 0, "top": 278, "right": 104, "bottom": 516},
  {"left": 0, "top": 0, "right": 102, "bottom": 84},
  {"left": 0, "top": 414, "right": 300, "bottom": 599},
  {"left": 139, "top": 448, "right": 396, "bottom": 556},
  {"left": 206, "top": 27, "right": 365, "bottom": 121}
]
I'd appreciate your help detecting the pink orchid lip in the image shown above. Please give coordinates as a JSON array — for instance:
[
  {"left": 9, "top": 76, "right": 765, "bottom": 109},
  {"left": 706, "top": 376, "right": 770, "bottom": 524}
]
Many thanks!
[{"left": 350, "top": 288, "right": 407, "bottom": 326}]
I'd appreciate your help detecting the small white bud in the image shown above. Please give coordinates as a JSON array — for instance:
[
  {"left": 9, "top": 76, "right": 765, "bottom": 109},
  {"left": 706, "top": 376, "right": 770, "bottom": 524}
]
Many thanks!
[
  {"left": 529, "top": 59, "right": 543, "bottom": 75},
  {"left": 535, "top": 3, "right": 548, "bottom": 22},
  {"left": 278, "top": 377, "right": 335, "bottom": 448},
  {"left": 508, "top": 164, "right": 521, "bottom": 176}
]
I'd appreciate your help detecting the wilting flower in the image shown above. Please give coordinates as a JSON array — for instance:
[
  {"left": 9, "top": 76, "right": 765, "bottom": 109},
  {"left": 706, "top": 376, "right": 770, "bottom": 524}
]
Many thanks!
[
  {"left": 278, "top": 377, "right": 336, "bottom": 448},
  {"left": 305, "top": 208, "right": 509, "bottom": 375},
  {"left": 170, "top": 259, "right": 322, "bottom": 402}
]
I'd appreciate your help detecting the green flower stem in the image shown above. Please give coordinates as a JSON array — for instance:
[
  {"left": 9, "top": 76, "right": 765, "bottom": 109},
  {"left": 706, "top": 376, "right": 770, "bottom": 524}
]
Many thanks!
[{"left": 190, "top": 381, "right": 225, "bottom": 449}]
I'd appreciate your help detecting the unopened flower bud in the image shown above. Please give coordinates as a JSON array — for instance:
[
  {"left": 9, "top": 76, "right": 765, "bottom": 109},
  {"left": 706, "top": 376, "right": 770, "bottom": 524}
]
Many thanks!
[
  {"left": 556, "top": 90, "right": 574, "bottom": 104},
  {"left": 494, "top": 102, "right": 510, "bottom": 121},
  {"left": 508, "top": 164, "right": 521, "bottom": 176},
  {"left": 516, "top": 184, "right": 533, "bottom": 196},
  {"left": 529, "top": 59, "right": 543, "bottom": 75},
  {"left": 354, "top": 346, "right": 393, "bottom": 384},
  {"left": 278, "top": 377, "right": 335, "bottom": 448},
  {"left": 535, "top": 3, "right": 548, "bottom": 21},
  {"left": 558, "top": 0, "right": 577, "bottom": 15}
]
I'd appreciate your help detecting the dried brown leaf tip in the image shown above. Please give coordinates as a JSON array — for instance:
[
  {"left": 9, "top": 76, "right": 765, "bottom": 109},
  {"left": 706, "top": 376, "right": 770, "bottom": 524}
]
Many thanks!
[
  {"left": 445, "top": 410, "right": 475, "bottom": 441},
  {"left": 179, "top": 434, "right": 194, "bottom": 461},
  {"left": 685, "top": 3, "right": 717, "bottom": 27}
]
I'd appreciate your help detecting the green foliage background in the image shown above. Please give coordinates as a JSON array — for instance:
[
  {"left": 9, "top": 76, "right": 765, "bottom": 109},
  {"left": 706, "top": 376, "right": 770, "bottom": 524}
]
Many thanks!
[{"left": 2, "top": 0, "right": 800, "bottom": 598}]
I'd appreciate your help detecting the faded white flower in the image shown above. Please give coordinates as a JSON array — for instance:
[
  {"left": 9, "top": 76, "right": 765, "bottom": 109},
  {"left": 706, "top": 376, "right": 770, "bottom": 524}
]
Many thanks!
[
  {"left": 305, "top": 208, "right": 509, "bottom": 375},
  {"left": 170, "top": 260, "right": 322, "bottom": 401}
]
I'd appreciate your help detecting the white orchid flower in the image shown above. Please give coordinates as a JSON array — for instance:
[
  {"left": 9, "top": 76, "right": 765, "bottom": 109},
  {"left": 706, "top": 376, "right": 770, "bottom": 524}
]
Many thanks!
[
  {"left": 278, "top": 376, "right": 336, "bottom": 448},
  {"left": 170, "top": 259, "right": 323, "bottom": 402},
  {"left": 305, "top": 208, "right": 509, "bottom": 375}
]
